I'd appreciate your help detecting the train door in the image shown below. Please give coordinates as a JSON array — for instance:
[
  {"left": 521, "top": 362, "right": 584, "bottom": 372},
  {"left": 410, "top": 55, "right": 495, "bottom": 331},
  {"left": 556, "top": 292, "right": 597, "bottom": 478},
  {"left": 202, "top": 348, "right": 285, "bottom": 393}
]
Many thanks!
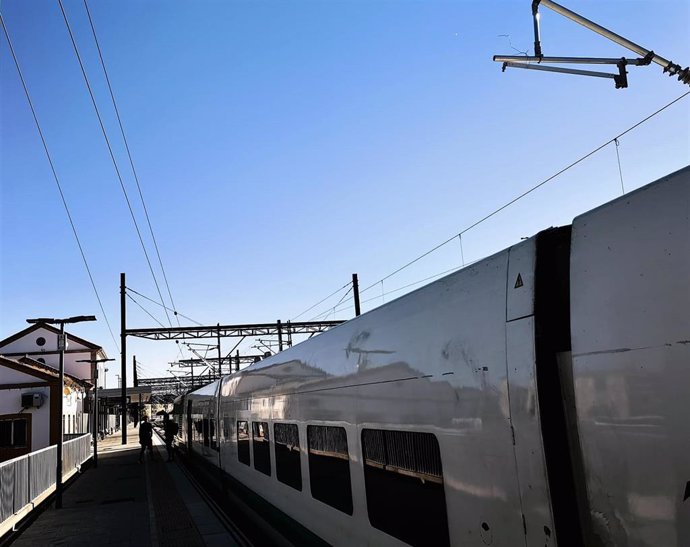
[
  {"left": 505, "top": 227, "right": 586, "bottom": 547},
  {"left": 505, "top": 236, "right": 554, "bottom": 547}
]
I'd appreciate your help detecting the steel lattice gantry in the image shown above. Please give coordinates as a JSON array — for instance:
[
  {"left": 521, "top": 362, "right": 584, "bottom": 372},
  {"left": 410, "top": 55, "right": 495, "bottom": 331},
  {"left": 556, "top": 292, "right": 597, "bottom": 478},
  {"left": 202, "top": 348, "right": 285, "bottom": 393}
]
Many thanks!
[
  {"left": 138, "top": 375, "right": 215, "bottom": 395},
  {"left": 125, "top": 320, "right": 344, "bottom": 340}
]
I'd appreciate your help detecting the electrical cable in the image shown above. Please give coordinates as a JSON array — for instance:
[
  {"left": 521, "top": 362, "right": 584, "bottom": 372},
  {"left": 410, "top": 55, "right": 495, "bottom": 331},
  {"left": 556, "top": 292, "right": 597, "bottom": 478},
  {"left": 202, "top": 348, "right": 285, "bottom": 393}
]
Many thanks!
[
  {"left": 57, "top": 0, "right": 172, "bottom": 327},
  {"left": 125, "top": 286, "right": 203, "bottom": 325},
  {"left": 82, "top": 0, "right": 180, "bottom": 327},
  {"left": 0, "top": 14, "right": 120, "bottom": 352},
  {"left": 614, "top": 138, "right": 626, "bottom": 194},
  {"left": 360, "top": 90, "right": 690, "bottom": 295},
  {"left": 126, "top": 293, "right": 166, "bottom": 328},
  {"left": 291, "top": 282, "right": 352, "bottom": 321}
]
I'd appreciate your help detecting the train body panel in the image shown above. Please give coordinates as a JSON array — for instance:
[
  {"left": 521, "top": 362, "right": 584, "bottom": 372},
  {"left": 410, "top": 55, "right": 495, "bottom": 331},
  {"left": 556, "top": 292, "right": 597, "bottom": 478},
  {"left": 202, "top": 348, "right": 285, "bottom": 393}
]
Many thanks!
[
  {"left": 570, "top": 166, "right": 690, "bottom": 547},
  {"left": 211, "top": 240, "right": 559, "bottom": 546}
]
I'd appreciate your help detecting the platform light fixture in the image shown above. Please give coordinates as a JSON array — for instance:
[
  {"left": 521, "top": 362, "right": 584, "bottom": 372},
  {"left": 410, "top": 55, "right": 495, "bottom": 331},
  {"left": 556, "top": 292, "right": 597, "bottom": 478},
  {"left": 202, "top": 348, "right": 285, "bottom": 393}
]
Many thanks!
[{"left": 27, "top": 315, "right": 97, "bottom": 509}]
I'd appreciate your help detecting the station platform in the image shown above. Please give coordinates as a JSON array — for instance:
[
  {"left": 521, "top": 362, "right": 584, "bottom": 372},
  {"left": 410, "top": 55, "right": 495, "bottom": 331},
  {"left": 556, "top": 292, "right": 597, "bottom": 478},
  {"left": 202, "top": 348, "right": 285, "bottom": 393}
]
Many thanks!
[{"left": 12, "top": 425, "right": 238, "bottom": 547}]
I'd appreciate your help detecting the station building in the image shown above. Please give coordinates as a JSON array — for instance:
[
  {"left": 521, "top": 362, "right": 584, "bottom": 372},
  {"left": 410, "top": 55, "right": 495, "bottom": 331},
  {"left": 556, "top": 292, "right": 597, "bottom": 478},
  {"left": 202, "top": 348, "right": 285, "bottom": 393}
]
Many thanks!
[
  {"left": 0, "top": 323, "right": 106, "bottom": 463},
  {"left": 0, "top": 322, "right": 107, "bottom": 382},
  {"left": 0, "top": 355, "right": 90, "bottom": 462}
]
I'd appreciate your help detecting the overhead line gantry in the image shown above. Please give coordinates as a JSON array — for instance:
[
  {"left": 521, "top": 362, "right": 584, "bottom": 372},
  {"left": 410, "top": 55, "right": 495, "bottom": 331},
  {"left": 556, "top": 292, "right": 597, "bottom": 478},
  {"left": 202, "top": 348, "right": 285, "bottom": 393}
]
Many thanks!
[{"left": 125, "top": 320, "right": 345, "bottom": 341}]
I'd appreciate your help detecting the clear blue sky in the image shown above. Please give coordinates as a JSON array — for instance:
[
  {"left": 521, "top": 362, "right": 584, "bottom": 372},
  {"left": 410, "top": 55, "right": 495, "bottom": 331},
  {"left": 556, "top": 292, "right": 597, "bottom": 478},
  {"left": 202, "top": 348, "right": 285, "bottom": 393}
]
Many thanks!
[{"left": 1, "top": 0, "right": 688, "bottom": 385}]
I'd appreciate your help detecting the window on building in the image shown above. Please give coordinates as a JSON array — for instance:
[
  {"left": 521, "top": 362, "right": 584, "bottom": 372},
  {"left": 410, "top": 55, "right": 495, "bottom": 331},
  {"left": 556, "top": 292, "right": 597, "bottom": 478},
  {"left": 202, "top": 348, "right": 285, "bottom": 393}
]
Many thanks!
[
  {"left": 307, "top": 425, "right": 352, "bottom": 515},
  {"left": 0, "top": 420, "right": 11, "bottom": 446},
  {"left": 0, "top": 417, "right": 29, "bottom": 448},
  {"left": 252, "top": 422, "right": 271, "bottom": 476},
  {"left": 274, "top": 423, "right": 301, "bottom": 491},
  {"left": 14, "top": 419, "right": 27, "bottom": 446},
  {"left": 237, "top": 421, "right": 250, "bottom": 465},
  {"left": 361, "top": 429, "right": 449, "bottom": 547}
]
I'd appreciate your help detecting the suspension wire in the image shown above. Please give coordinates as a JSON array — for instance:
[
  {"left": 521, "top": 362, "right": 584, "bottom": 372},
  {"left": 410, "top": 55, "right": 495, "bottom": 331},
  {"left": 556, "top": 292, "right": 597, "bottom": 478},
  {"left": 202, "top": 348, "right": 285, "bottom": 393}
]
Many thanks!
[
  {"left": 57, "top": 0, "right": 172, "bottom": 327},
  {"left": 360, "top": 91, "right": 690, "bottom": 295},
  {"left": 126, "top": 293, "right": 166, "bottom": 328},
  {"left": 313, "top": 263, "right": 470, "bottom": 321},
  {"left": 125, "top": 286, "right": 203, "bottom": 326},
  {"left": 614, "top": 138, "right": 626, "bottom": 194},
  {"left": 0, "top": 14, "right": 120, "bottom": 352},
  {"left": 291, "top": 281, "right": 352, "bottom": 321},
  {"left": 308, "top": 285, "right": 354, "bottom": 321},
  {"left": 82, "top": 0, "right": 180, "bottom": 327},
  {"left": 458, "top": 234, "right": 466, "bottom": 266},
  {"left": 334, "top": 284, "right": 354, "bottom": 308}
]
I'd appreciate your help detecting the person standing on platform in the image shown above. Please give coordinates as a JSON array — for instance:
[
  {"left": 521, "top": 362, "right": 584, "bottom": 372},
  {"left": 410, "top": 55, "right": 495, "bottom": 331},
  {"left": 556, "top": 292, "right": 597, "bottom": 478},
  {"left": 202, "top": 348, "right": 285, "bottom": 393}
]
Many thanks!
[
  {"left": 163, "top": 416, "right": 179, "bottom": 462},
  {"left": 138, "top": 416, "right": 153, "bottom": 463}
]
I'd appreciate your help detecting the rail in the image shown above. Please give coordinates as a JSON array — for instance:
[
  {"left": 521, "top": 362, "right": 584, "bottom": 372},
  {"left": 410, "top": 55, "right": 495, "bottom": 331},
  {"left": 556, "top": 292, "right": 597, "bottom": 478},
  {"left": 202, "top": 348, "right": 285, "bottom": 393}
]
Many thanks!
[{"left": 0, "top": 434, "right": 92, "bottom": 535}]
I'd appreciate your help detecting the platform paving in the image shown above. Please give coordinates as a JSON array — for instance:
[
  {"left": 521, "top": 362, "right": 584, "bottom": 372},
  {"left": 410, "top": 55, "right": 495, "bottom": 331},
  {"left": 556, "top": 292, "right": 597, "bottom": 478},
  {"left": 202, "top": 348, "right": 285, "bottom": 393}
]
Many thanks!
[{"left": 12, "top": 425, "right": 237, "bottom": 547}]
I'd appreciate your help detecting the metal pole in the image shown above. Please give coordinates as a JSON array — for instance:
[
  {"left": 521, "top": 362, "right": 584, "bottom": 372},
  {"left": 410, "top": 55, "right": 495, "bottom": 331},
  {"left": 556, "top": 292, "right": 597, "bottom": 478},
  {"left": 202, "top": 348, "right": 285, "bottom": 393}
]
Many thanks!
[
  {"left": 120, "top": 272, "right": 127, "bottom": 444},
  {"left": 277, "top": 320, "right": 283, "bottom": 352},
  {"left": 235, "top": 351, "right": 239, "bottom": 373},
  {"left": 56, "top": 323, "right": 65, "bottom": 509},
  {"left": 494, "top": 55, "right": 650, "bottom": 65},
  {"left": 217, "top": 324, "right": 222, "bottom": 376},
  {"left": 133, "top": 355, "right": 138, "bottom": 387},
  {"left": 502, "top": 61, "right": 618, "bottom": 79},
  {"left": 353, "top": 273, "right": 361, "bottom": 317},
  {"left": 532, "top": 2, "right": 542, "bottom": 57},
  {"left": 93, "top": 364, "right": 98, "bottom": 468},
  {"left": 539, "top": 0, "right": 670, "bottom": 69}
]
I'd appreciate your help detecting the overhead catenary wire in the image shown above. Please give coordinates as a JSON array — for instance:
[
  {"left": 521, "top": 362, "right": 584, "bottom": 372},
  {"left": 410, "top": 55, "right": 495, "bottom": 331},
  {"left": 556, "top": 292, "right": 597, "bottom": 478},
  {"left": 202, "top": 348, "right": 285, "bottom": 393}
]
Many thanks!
[
  {"left": 58, "top": 0, "right": 172, "bottom": 327},
  {"left": 0, "top": 14, "right": 120, "bottom": 352},
  {"left": 125, "top": 286, "right": 203, "bottom": 326},
  {"left": 82, "top": 0, "right": 181, "bottom": 327},
  {"left": 291, "top": 281, "right": 352, "bottom": 321},
  {"left": 126, "top": 293, "right": 166, "bottom": 329},
  {"left": 360, "top": 90, "right": 690, "bottom": 296},
  {"left": 310, "top": 263, "right": 469, "bottom": 321}
]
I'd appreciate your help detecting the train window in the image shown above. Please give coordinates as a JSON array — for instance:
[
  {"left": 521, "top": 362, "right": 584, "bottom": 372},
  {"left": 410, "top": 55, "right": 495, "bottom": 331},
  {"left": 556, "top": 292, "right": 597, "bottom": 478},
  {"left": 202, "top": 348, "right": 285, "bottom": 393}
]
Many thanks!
[
  {"left": 274, "top": 423, "right": 302, "bottom": 491},
  {"left": 252, "top": 421, "right": 271, "bottom": 476},
  {"left": 361, "top": 429, "right": 449, "bottom": 547},
  {"left": 237, "top": 421, "right": 250, "bottom": 465},
  {"left": 307, "top": 425, "right": 352, "bottom": 515}
]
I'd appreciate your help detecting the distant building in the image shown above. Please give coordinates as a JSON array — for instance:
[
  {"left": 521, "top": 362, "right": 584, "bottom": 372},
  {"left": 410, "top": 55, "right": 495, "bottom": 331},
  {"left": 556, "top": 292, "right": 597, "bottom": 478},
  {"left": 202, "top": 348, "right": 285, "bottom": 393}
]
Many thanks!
[
  {"left": 0, "top": 355, "right": 90, "bottom": 462},
  {"left": 0, "top": 322, "right": 107, "bottom": 382}
]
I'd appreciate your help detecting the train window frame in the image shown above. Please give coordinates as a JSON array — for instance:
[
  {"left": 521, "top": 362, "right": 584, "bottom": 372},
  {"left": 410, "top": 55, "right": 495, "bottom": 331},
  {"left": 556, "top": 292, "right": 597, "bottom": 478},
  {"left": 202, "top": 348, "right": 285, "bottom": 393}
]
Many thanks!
[
  {"left": 252, "top": 421, "right": 271, "bottom": 476},
  {"left": 274, "top": 422, "right": 302, "bottom": 491},
  {"left": 360, "top": 428, "right": 449, "bottom": 547},
  {"left": 307, "top": 424, "right": 353, "bottom": 515},
  {"left": 237, "top": 420, "right": 250, "bottom": 466}
]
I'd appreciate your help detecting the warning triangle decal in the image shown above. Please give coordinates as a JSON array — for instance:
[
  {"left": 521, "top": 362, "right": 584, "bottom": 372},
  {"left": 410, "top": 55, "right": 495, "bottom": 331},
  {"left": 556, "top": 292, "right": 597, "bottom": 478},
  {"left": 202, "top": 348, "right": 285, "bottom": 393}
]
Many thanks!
[{"left": 514, "top": 273, "right": 523, "bottom": 289}]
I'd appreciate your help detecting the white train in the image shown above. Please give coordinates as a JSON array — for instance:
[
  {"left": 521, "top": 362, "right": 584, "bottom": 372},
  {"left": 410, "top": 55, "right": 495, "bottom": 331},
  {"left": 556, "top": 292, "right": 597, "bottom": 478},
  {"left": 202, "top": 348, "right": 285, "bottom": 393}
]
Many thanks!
[{"left": 174, "top": 166, "right": 689, "bottom": 547}]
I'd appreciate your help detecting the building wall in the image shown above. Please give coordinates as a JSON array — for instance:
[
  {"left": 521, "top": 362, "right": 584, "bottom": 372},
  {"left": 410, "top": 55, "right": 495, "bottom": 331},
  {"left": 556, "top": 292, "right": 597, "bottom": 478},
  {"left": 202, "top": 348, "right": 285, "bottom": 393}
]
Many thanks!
[
  {"left": 0, "top": 326, "right": 95, "bottom": 380},
  {"left": 0, "top": 385, "right": 51, "bottom": 452},
  {"left": 0, "top": 365, "right": 89, "bottom": 451},
  {"left": 0, "top": 367, "right": 41, "bottom": 385}
]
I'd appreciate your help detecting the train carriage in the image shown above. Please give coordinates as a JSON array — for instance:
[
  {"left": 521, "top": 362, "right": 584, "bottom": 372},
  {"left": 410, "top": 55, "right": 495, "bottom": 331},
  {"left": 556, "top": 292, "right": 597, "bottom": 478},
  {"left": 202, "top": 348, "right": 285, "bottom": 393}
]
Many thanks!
[{"left": 176, "top": 166, "right": 690, "bottom": 547}]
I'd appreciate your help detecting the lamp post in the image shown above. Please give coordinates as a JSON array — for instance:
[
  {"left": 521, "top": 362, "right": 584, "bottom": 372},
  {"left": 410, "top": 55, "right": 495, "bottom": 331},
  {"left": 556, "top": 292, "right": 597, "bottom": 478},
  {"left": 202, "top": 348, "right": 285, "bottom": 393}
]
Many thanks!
[
  {"left": 103, "top": 366, "right": 108, "bottom": 389},
  {"left": 26, "top": 315, "right": 96, "bottom": 509},
  {"left": 76, "top": 358, "right": 114, "bottom": 469}
]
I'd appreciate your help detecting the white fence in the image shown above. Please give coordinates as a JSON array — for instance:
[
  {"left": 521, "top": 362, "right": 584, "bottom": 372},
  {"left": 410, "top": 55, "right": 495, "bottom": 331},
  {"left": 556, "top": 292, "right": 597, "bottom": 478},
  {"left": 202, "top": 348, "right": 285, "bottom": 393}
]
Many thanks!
[{"left": 0, "top": 434, "right": 92, "bottom": 532}]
